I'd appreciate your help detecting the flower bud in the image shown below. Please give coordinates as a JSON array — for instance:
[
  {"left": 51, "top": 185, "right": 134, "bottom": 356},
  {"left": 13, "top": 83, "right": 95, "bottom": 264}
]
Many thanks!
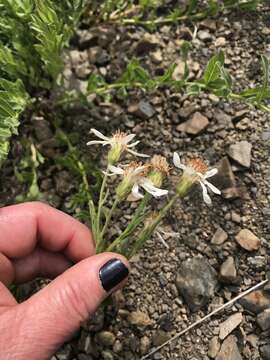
[
  {"left": 107, "top": 143, "right": 122, "bottom": 164},
  {"left": 116, "top": 177, "right": 132, "bottom": 200},
  {"left": 148, "top": 155, "right": 169, "bottom": 188}
]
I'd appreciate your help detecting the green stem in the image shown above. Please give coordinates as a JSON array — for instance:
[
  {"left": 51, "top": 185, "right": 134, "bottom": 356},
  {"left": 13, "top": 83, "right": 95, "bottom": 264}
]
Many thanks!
[
  {"left": 130, "top": 194, "right": 179, "bottom": 257},
  {"left": 107, "top": 193, "right": 151, "bottom": 252},
  {"left": 96, "top": 171, "right": 108, "bottom": 241},
  {"left": 101, "top": 197, "right": 119, "bottom": 239}
]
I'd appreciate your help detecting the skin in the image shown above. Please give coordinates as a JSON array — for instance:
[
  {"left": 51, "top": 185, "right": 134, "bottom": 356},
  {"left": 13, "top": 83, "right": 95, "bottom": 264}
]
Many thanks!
[{"left": 0, "top": 202, "right": 129, "bottom": 360}]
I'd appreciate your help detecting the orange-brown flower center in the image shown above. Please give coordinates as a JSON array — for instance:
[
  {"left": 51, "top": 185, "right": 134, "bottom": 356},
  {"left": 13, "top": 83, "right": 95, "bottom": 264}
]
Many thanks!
[
  {"left": 187, "top": 158, "right": 208, "bottom": 174},
  {"left": 150, "top": 155, "right": 170, "bottom": 175}
]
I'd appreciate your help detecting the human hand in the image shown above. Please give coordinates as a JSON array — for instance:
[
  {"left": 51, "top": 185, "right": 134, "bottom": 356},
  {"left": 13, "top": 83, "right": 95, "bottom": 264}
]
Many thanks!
[{"left": 0, "top": 202, "right": 129, "bottom": 360}]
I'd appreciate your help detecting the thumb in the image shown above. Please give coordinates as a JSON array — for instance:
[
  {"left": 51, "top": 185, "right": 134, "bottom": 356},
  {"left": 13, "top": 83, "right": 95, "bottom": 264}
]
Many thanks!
[{"left": 14, "top": 253, "right": 129, "bottom": 360}]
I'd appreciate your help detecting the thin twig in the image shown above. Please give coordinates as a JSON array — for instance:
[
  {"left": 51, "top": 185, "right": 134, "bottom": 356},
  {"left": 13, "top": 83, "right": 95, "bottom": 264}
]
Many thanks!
[{"left": 141, "top": 279, "right": 268, "bottom": 360}]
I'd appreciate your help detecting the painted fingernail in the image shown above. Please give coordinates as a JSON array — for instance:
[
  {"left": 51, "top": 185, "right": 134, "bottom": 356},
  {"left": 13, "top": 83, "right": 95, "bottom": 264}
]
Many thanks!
[{"left": 99, "top": 258, "right": 129, "bottom": 292}]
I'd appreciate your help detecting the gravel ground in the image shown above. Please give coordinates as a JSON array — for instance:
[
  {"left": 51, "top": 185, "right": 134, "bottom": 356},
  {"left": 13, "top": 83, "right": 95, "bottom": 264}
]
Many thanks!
[{"left": 1, "top": 3, "right": 270, "bottom": 360}]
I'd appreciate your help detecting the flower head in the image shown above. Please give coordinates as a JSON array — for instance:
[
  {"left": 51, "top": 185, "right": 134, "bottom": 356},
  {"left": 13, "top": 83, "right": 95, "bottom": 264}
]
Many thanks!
[
  {"left": 87, "top": 128, "right": 149, "bottom": 164},
  {"left": 105, "top": 161, "right": 168, "bottom": 201},
  {"left": 148, "top": 155, "right": 170, "bottom": 187},
  {"left": 173, "top": 152, "right": 221, "bottom": 204}
]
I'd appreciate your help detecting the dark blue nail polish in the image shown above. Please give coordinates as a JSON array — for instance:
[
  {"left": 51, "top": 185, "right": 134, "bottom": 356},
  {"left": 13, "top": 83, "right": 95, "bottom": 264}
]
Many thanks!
[{"left": 99, "top": 259, "right": 129, "bottom": 292}]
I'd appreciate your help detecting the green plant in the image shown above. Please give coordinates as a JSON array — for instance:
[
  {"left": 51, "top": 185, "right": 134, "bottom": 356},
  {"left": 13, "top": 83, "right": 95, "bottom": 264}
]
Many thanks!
[
  {"left": 60, "top": 49, "right": 270, "bottom": 112},
  {"left": 90, "top": 0, "right": 262, "bottom": 28},
  {"left": 15, "top": 140, "right": 45, "bottom": 202},
  {"left": 0, "top": 79, "right": 29, "bottom": 165},
  {"left": 72, "top": 128, "right": 222, "bottom": 257},
  {"left": 0, "top": 0, "right": 86, "bottom": 164}
]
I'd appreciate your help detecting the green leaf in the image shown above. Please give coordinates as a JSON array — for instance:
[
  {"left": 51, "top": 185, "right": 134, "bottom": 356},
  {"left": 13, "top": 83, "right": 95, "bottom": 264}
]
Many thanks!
[
  {"left": 0, "top": 79, "right": 28, "bottom": 165},
  {"left": 186, "top": 0, "right": 198, "bottom": 15},
  {"left": 87, "top": 74, "right": 106, "bottom": 93},
  {"left": 203, "top": 51, "right": 225, "bottom": 85},
  {"left": 256, "top": 54, "right": 269, "bottom": 104}
]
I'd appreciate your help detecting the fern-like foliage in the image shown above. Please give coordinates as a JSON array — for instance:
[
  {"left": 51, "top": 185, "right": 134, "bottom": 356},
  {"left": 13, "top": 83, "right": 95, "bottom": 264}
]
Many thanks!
[
  {"left": 0, "top": 0, "right": 86, "bottom": 164},
  {"left": 0, "top": 79, "right": 29, "bottom": 165},
  {"left": 0, "top": 0, "right": 86, "bottom": 87}
]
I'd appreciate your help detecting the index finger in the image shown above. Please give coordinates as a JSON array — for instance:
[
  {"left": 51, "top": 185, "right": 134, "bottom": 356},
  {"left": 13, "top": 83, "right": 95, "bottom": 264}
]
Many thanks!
[{"left": 0, "top": 202, "right": 95, "bottom": 262}]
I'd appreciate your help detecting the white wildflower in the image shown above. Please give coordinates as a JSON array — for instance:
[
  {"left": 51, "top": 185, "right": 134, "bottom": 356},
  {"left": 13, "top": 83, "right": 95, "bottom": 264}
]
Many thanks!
[
  {"left": 87, "top": 128, "right": 148, "bottom": 164},
  {"left": 106, "top": 162, "right": 168, "bottom": 200},
  {"left": 173, "top": 152, "right": 221, "bottom": 205}
]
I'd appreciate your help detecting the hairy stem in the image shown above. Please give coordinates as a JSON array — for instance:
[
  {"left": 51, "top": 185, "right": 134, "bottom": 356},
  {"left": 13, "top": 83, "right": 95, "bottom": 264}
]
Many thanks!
[
  {"left": 107, "top": 193, "right": 151, "bottom": 252},
  {"left": 130, "top": 193, "right": 179, "bottom": 257}
]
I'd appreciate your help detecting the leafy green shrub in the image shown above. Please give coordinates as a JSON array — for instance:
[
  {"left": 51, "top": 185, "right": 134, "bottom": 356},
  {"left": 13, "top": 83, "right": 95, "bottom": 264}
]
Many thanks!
[{"left": 0, "top": 0, "right": 86, "bottom": 164}]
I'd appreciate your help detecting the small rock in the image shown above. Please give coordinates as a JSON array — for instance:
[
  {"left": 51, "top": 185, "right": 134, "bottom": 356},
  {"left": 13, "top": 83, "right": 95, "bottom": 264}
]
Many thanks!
[
  {"left": 177, "top": 112, "right": 209, "bottom": 135},
  {"left": 172, "top": 60, "right": 186, "bottom": 80},
  {"left": 219, "top": 313, "right": 243, "bottom": 340},
  {"left": 239, "top": 290, "right": 270, "bottom": 314},
  {"left": 227, "top": 141, "right": 252, "bottom": 168},
  {"left": 140, "top": 336, "right": 151, "bottom": 355},
  {"left": 151, "top": 49, "right": 163, "bottom": 64},
  {"left": 211, "top": 157, "right": 239, "bottom": 199},
  {"left": 128, "top": 311, "right": 153, "bottom": 327},
  {"left": 220, "top": 257, "right": 237, "bottom": 284},
  {"left": 179, "top": 105, "right": 195, "bottom": 119},
  {"left": 231, "top": 211, "right": 241, "bottom": 224},
  {"left": 88, "top": 46, "right": 109, "bottom": 66},
  {"left": 198, "top": 30, "right": 212, "bottom": 41},
  {"left": 235, "top": 229, "right": 261, "bottom": 251},
  {"left": 261, "top": 131, "right": 270, "bottom": 141},
  {"left": 208, "top": 336, "right": 220, "bottom": 358},
  {"left": 128, "top": 100, "right": 155, "bottom": 120},
  {"left": 232, "top": 109, "right": 249, "bottom": 123},
  {"left": 216, "top": 335, "right": 242, "bottom": 360},
  {"left": 211, "top": 227, "right": 228, "bottom": 245},
  {"left": 152, "top": 330, "right": 170, "bottom": 347},
  {"left": 260, "top": 345, "right": 270, "bottom": 360},
  {"left": 201, "top": 19, "right": 217, "bottom": 30},
  {"left": 95, "top": 331, "right": 116, "bottom": 347},
  {"left": 262, "top": 27, "right": 270, "bottom": 35},
  {"left": 215, "top": 37, "right": 226, "bottom": 47},
  {"left": 257, "top": 309, "right": 270, "bottom": 330},
  {"left": 101, "top": 350, "right": 114, "bottom": 360},
  {"left": 215, "top": 110, "right": 233, "bottom": 128},
  {"left": 175, "top": 257, "right": 218, "bottom": 312},
  {"left": 134, "top": 33, "right": 158, "bottom": 56}
]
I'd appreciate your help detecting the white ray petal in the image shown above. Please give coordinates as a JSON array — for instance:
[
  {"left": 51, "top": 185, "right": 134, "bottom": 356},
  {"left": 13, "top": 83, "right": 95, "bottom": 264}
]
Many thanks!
[
  {"left": 90, "top": 128, "right": 109, "bottom": 141},
  {"left": 123, "top": 133, "right": 136, "bottom": 144},
  {"left": 204, "top": 180, "right": 221, "bottom": 194},
  {"left": 131, "top": 183, "right": 144, "bottom": 199},
  {"left": 127, "top": 149, "right": 149, "bottom": 158},
  {"left": 141, "top": 179, "right": 168, "bottom": 197},
  {"left": 108, "top": 165, "right": 124, "bottom": 175},
  {"left": 87, "top": 140, "right": 107, "bottom": 146},
  {"left": 173, "top": 152, "right": 181, "bottom": 168},
  {"left": 127, "top": 140, "right": 140, "bottom": 148},
  {"left": 173, "top": 152, "right": 186, "bottom": 170},
  {"left": 199, "top": 181, "right": 212, "bottom": 205},
  {"left": 205, "top": 168, "right": 218, "bottom": 178}
]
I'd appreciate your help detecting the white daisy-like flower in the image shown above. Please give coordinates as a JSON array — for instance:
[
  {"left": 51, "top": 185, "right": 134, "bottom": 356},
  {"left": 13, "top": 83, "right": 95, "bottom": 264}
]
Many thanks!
[
  {"left": 87, "top": 128, "right": 149, "bottom": 163},
  {"left": 106, "top": 162, "right": 168, "bottom": 200},
  {"left": 173, "top": 152, "right": 221, "bottom": 205}
]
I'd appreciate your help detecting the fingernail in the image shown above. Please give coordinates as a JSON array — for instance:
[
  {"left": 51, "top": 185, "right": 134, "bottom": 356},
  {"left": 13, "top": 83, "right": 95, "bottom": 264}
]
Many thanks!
[{"left": 99, "top": 258, "right": 129, "bottom": 292}]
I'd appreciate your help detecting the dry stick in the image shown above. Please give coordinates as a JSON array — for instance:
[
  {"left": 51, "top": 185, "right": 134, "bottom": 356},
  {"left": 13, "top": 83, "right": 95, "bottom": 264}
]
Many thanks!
[{"left": 141, "top": 279, "right": 268, "bottom": 360}]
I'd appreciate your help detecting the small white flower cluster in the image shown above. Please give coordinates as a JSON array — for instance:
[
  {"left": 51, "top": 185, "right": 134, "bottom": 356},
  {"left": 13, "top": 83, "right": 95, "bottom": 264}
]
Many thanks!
[{"left": 87, "top": 128, "right": 221, "bottom": 204}]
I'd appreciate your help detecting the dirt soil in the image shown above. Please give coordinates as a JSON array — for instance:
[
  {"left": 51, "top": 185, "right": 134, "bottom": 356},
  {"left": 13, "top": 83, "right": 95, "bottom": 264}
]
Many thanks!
[{"left": 1, "top": 3, "right": 270, "bottom": 360}]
